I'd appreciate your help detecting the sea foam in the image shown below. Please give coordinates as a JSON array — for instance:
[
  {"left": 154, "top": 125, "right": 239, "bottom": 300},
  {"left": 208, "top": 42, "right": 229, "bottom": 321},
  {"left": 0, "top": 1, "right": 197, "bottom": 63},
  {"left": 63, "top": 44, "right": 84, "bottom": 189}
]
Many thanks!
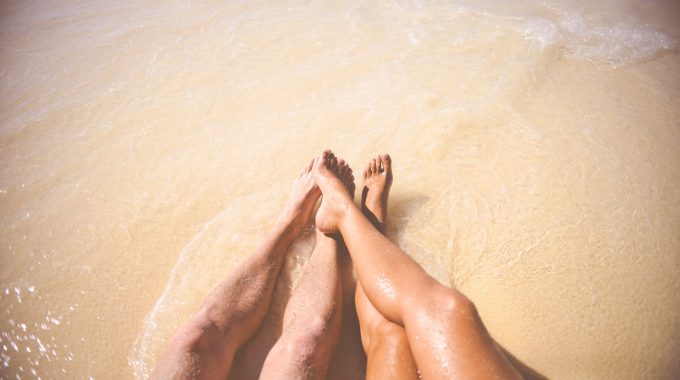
[{"left": 521, "top": 11, "right": 675, "bottom": 65}]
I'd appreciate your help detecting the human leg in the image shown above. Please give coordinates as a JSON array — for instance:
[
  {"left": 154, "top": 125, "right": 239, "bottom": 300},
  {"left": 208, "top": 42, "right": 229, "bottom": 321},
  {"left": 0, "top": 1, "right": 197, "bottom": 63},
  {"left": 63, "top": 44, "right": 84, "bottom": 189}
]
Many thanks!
[
  {"left": 356, "top": 284, "right": 419, "bottom": 380},
  {"left": 325, "top": 249, "right": 366, "bottom": 380},
  {"left": 355, "top": 154, "right": 418, "bottom": 380},
  {"left": 259, "top": 156, "right": 355, "bottom": 380},
  {"left": 152, "top": 159, "right": 320, "bottom": 380},
  {"left": 313, "top": 151, "right": 521, "bottom": 380}
]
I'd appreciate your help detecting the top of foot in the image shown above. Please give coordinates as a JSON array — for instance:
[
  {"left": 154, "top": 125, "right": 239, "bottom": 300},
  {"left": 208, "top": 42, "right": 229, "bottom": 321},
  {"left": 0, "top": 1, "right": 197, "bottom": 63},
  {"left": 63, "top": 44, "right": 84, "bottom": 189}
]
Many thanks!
[
  {"left": 312, "top": 150, "right": 356, "bottom": 234},
  {"left": 281, "top": 158, "right": 322, "bottom": 228},
  {"left": 361, "top": 154, "right": 392, "bottom": 230}
]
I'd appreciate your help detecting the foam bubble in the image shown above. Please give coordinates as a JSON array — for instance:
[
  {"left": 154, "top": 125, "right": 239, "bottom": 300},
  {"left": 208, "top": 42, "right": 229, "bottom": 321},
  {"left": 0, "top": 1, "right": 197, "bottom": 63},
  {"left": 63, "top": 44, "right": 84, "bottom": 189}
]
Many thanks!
[
  {"left": 522, "top": 12, "right": 675, "bottom": 65},
  {"left": 560, "top": 14, "right": 674, "bottom": 64}
]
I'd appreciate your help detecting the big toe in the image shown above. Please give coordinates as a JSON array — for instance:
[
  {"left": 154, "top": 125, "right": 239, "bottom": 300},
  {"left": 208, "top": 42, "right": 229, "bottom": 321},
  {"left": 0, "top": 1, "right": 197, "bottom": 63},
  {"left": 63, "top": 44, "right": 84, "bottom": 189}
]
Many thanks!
[{"left": 380, "top": 154, "right": 392, "bottom": 174}]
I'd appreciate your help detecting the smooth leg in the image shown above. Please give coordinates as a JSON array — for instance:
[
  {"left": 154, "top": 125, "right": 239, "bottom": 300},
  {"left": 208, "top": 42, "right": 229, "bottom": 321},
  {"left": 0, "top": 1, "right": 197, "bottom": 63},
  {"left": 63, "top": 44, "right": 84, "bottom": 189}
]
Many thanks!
[
  {"left": 259, "top": 156, "right": 355, "bottom": 380},
  {"left": 152, "top": 160, "right": 320, "bottom": 380},
  {"left": 356, "top": 284, "right": 419, "bottom": 380},
  {"left": 326, "top": 253, "right": 367, "bottom": 380},
  {"left": 313, "top": 151, "right": 522, "bottom": 380},
  {"left": 355, "top": 154, "right": 418, "bottom": 380}
]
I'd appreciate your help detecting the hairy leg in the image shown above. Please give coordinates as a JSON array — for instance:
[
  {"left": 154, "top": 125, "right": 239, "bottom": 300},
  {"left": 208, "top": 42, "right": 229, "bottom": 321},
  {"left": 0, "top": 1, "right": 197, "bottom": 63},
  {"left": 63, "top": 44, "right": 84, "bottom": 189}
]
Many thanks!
[
  {"left": 259, "top": 156, "right": 355, "bottom": 380},
  {"left": 355, "top": 154, "right": 418, "bottom": 380},
  {"left": 152, "top": 160, "right": 320, "bottom": 380},
  {"left": 313, "top": 151, "right": 521, "bottom": 380}
]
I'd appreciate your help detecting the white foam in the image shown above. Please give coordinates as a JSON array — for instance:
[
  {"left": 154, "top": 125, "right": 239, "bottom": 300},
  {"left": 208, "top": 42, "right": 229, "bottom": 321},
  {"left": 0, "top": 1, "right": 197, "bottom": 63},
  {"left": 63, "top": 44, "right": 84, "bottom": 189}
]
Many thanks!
[
  {"left": 559, "top": 14, "right": 674, "bottom": 65},
  {"left": 522, "top": 11, "right": 675, "bottom": 65}
]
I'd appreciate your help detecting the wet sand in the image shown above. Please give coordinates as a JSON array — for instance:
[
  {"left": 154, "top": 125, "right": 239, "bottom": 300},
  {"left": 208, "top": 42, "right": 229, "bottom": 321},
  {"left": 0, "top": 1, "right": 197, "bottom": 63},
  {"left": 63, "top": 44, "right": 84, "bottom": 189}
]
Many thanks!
[{"left": 1, "top": 1, "right": 679, "bottom": 379}]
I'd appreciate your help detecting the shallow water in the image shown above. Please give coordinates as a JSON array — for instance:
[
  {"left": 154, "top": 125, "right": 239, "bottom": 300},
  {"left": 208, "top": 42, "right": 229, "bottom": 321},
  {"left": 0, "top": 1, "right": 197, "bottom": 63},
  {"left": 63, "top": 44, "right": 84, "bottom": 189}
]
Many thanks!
[{"left": 1, "top": 0, "right": 680, "bottom": 379}]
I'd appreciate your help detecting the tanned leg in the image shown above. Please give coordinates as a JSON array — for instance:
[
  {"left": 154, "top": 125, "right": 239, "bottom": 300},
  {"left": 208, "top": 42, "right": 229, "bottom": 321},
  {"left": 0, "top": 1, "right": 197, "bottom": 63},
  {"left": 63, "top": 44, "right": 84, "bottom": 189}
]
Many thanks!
[
  {"left": 313, "top": 150, "right": 522, "bottom": 380},
  {"left": 259, "top": 156, "right": 355, "bottom": 380},
  {"left": 355, "top": 154, "right": 419, "bottom": 380},
  {"left": 326, "top": 247, "right": 366, "bottom": 380},
  {"left": 152, "top": 159, "right": 321, "bottom": 380}
]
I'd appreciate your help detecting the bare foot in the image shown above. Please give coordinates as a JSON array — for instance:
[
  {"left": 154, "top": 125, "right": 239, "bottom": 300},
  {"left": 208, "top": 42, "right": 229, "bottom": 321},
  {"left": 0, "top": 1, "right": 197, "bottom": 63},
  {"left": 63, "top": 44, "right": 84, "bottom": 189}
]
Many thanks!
[
  {"left": 361, "top": 154, "right": 392, "bottom": 232},
  {"left": 313, "top": 150, "right": 356, "bottom": 234},
  {"left": 280, "top": 158, "right": 322, "bottom": 230}
]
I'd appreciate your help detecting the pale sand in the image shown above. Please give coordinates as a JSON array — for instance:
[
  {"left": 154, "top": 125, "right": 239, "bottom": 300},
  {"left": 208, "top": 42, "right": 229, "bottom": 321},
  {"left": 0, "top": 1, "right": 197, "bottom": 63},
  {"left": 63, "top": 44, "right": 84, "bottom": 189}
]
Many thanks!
[{"left": 1, "top": 1, "right": 679, "bottom": 379}]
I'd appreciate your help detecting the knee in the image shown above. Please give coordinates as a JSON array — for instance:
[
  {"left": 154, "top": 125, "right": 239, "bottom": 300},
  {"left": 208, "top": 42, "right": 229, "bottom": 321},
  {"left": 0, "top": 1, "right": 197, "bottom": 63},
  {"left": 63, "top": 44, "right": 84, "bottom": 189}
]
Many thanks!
[
  {"left": 171, "top": 317, "right": 223, "bottom": 355},
  {"left": 265, "top": 321, "right": 333, "bottom": 379},
  {"left": 270, "top": 332, "right": 322, "bottom": 374},
  {"left": 441, "top": 289, "right": 477, "bottom": 317},
  {"left": 279, "top": 316, "right": 329, "bottom": 359},
  {"left": 280, "top": 333, "right": 318, "bottom": 364},
  {"left": 366, "top": 320, "right": 408, "bottom": 352},
  {"left": 417, "top": 286, "right": 479, "bottom": 324},
  {"left": 378, "top": 321, "right": 409, "bottom": 341}
]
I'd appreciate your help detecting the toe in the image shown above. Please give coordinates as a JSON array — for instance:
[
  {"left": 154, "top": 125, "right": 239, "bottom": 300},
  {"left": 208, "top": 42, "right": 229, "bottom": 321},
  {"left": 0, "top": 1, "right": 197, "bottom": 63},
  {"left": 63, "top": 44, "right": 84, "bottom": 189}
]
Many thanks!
[
  {"left": 347, "top": 171, "right": 356, "bottom": 192},
  {"left": 324, "top": 151, "right": 336, "bottom": 169},
  {"left": 371, "top": 158, "right": 377, "bottom": 174},
  {"left": 343, "top": 164, "right": 352, "bottom": 184},
  {"left": 381, "top": 154, "right": 392, "bottom": 173},
  {"left": 338, "top": 161, "right": 347, "bottom": 179},
  {"left": 314, "top": 154, "right": 328, "bottom": 172}
]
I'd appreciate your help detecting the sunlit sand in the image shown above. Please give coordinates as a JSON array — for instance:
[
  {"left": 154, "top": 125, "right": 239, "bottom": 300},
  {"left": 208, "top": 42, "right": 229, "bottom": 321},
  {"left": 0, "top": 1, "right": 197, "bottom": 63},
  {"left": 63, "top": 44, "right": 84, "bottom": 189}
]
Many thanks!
[{"left": 1, "top": 1, "right": 679, "bottom": 379}]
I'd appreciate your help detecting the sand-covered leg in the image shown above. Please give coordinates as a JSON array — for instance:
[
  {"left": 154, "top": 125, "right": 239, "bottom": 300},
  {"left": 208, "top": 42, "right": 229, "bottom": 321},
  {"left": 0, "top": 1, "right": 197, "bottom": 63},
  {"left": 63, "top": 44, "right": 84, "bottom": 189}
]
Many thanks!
[
  {"left": 259, "top": 155, "right": 355, "bottom": 380},
  {"left": 152, "top": 159, "right": 320, "bottom": 380}
]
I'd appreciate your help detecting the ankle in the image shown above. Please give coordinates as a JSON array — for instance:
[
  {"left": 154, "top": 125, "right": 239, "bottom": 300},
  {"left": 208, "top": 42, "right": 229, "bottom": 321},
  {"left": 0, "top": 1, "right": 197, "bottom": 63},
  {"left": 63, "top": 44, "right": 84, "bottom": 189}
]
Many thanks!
[
  {"left": 337, "top": 202, "right": 362, "bottom": 234},
  {"left": 335, "top": 194, "right": 355, "bottom": 223}
]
